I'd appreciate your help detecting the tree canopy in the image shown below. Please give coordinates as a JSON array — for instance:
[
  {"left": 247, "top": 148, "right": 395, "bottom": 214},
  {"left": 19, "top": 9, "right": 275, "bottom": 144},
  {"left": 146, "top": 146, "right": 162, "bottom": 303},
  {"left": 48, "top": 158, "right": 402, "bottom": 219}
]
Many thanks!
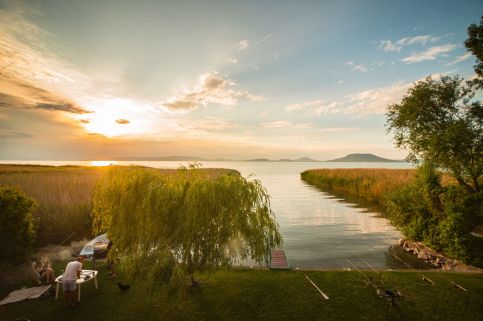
[
  {"left": 465, "top": 15, "right": 483, "bottom": 87},
  {"left": 386, "top": 76, "right": 482, "bottom": 193},
  {"left": 92, "top": 166, "right": 282, "bottom": 293},
  {"left": 0, "top": 187, "right": 37, "bottom": 262}
]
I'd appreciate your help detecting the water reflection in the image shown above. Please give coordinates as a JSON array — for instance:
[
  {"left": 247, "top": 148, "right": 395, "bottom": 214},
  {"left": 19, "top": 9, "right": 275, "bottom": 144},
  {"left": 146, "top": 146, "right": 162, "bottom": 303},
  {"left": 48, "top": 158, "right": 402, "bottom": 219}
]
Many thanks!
[{"left": 2, "top": 160, "right": 418, "bottom": 269}]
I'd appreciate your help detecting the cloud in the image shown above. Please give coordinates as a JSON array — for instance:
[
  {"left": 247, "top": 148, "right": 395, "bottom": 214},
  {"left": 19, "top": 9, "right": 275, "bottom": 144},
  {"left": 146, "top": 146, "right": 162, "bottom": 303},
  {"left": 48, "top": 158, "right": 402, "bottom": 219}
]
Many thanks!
[
  {"left": 115, "top": 119, "right": 130, "bottom": 125},
  {"left": 0, "top": 129, "right": 33, "bottom": 139},
  {"left": 446, "top": 52, "right": 472, "bottom": 66},
  {"left": 346, "top": 61, "right": 369, "bottom": 72},
  {"left": 378, "top": 35, "right": 441, "bottom": 52},
  {"left": 293, "top": 70, "right": 454, "bottom": 117},
  {"left": 178, "top": 117, "right": 237, "bottom": 133},
  {"left": 159, "top": 72, "right": 263, "bottom": 112},
  {"left": 236, "top": 40, "right": 249, "bottom": 50},
  {"left": 378, "top": 40, "right": 401, "bottom": 52},
  {"left": 345, "top": 82, "right": 413, "bottom": 114},
  {"left": 337, "top": 80, "right": 344, "bottom": 84},
  {"left": 0, "top": 78, "right": 90, "bottom": 114},
  {"left": 252, "top": 32, "right": 274, "bottom": 48},
  {"left": 319, "top": 127, "right": 360, "bottom": 133},
  {"left": 285, "top": 99, "right": 324, "bottom": 112},
  {"left": 401, "top": 44, "right": 457, "bottom": 63},
  {"left": 286, "top": 80, "right": 420, "bottom": 116},
  {"left": 352, "top": 64, "right": 369, "bottom": 72},
  {"left": 0, "top": 3, "right": 93, "bottom": 116},
  {"left": 261, "top": 121, "right": 312, "bottom": 129},
  {"left": 397, "top": 35, "right": 439, "bottom": 46}
]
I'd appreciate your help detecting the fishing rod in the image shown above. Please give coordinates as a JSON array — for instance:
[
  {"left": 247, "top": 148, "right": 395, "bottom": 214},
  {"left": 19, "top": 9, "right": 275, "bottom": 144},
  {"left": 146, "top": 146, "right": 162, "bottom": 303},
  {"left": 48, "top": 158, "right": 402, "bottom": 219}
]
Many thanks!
[
  {"left": 357, "top": 255, "right": 403, "bottom": 297},
  {"left": 391, "top": 252, "right": 436, "bottom": 286},
  {"left": 2, "top": 231, "right": 77, "bottom": 277},
  {"left": 346, "top": 258, "right": 400, "bottom": 310},
  {"left": 391, "top": 250, "right": 470, "bottom": 293},
  {"left": 305, "top": 274, "right": 330, "bottom": 300},
  {"left": 52, "top": 231, "right": 76, "bottom": 251}
]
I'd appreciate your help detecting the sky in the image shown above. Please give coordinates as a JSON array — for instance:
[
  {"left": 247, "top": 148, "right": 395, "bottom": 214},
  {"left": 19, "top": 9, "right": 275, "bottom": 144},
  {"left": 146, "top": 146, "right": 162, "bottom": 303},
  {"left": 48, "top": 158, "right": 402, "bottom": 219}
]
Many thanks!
[{"left": 0, "top": 0, "right": 481, "bottom": 160}]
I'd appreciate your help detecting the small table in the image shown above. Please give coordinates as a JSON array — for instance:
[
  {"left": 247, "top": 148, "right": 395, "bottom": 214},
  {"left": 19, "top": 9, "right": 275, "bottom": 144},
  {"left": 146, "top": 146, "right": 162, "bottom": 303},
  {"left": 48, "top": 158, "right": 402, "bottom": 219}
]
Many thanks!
[{"left": 54, "top": 269, "right": 98, "bottom": 301}]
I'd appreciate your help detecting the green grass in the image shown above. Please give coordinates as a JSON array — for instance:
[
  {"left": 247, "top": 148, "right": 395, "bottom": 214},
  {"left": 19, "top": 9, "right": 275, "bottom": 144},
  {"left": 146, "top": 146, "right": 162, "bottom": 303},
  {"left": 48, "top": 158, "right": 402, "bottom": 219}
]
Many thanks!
[{"left": 1, "top": 263, "right": 482, "bottom": 321}]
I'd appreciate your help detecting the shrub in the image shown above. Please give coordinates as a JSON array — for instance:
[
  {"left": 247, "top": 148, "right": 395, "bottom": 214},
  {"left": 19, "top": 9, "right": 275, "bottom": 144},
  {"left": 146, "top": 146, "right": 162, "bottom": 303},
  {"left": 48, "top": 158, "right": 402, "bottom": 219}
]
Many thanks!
[
  {"left": 0, "top": 187, "right": 37, "bottom": 263},
  {"left": 384, "top": 165, "right": 483, "bottom": 267}
]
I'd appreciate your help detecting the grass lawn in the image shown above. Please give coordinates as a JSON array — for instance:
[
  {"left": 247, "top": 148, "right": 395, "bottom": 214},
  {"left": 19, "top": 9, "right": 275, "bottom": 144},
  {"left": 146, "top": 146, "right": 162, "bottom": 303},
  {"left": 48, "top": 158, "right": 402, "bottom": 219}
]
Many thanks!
[{"left": 1, "top": 262, "right": 482, "bottom": 321}]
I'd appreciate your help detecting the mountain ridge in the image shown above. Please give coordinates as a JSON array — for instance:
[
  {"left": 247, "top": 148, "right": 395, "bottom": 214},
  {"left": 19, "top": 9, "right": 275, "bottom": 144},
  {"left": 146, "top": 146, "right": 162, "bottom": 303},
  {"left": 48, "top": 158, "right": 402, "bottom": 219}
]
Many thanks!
[{"left": 326, "top": 153, "right": 404, "bottom": 162}]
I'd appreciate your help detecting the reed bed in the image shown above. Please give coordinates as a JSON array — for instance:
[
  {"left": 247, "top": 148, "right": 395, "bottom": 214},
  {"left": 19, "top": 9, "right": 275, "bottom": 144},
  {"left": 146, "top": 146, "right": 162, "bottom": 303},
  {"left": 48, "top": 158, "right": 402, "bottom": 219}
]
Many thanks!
[
  {"left": 301, "top": 168, "right": 415, "bottom": 205},
  {"left": 0, "top": 164, "right": 235, "bottom": 247},
  {"left": 0, "top": 165, "right": 109, "bottom": 246}
]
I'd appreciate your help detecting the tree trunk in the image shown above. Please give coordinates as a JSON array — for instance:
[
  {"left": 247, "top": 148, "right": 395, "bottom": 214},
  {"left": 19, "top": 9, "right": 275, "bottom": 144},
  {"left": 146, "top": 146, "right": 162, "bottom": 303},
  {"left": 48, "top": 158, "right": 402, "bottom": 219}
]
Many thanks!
[{"left": 455, "top": 175, "right": 476, "bottom": 193}]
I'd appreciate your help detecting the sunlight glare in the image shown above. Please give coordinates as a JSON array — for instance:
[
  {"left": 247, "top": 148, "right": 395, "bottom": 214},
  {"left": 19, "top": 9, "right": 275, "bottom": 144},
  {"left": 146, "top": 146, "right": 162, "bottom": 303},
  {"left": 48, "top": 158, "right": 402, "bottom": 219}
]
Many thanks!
[{"left": 90, "top": 160, "right": 117, "bottom": 166}]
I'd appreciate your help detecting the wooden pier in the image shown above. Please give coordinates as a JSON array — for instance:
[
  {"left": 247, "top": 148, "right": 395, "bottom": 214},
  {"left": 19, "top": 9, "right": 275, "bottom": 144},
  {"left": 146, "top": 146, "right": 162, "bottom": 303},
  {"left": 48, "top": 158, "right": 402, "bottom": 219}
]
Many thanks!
[{"left": 270, "top": 249, "right": 290, "bottom": 270}]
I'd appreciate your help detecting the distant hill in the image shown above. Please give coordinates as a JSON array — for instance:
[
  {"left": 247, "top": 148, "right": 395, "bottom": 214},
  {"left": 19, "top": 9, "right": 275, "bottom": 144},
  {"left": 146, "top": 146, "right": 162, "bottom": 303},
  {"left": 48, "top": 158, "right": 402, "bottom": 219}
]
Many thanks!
[
  {"left": 292, "top": 157, "right": 319, "bottom": 162},
  {"left": 326, "top": 153, "right": 404, "bottom": 162},
  {"left": 246, "top": 158, "right": 271, "bottom": 162},
  {"left": 246, "top": 157, "right": 320, "bottom": 162}
]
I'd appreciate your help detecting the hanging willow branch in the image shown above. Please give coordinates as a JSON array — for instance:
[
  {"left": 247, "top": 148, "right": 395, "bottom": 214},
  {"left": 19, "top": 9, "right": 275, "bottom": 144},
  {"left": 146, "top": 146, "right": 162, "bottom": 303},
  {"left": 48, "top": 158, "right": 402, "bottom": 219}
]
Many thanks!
[{"left": 92, "top": 166, "right": 282, "bottom": 293}]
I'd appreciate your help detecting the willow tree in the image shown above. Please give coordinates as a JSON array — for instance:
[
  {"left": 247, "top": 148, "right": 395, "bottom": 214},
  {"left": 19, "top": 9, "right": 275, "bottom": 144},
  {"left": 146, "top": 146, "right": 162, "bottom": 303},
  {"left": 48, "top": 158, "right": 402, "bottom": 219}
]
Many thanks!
[{"left": 92, "top": 165, "right": 281, "bottom": 293}]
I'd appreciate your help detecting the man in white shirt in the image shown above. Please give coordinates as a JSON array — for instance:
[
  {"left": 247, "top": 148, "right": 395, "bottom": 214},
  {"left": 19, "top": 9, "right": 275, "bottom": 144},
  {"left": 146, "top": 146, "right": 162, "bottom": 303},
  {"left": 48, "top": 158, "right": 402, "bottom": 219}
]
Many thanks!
[{"left": 62, "top": 257, "right": 84, "bottom": 307}]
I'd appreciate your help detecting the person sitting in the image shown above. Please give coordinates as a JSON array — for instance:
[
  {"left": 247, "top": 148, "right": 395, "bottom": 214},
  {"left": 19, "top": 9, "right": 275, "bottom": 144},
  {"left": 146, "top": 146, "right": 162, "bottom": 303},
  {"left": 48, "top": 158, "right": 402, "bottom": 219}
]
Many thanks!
[
  {"left": 39, "top": 264, "right": 55, "bottom": 284},
  {"left": 33, "top": 258, "right": 55, "bottom": 285}
]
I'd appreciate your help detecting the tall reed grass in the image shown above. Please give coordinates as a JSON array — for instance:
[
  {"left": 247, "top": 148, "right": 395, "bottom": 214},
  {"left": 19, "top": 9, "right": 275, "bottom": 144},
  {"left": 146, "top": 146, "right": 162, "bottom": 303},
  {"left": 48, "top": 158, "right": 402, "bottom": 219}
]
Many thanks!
[
  {"left": 0, "top": 165, "right": 108, "bottom": 246},
  {"left": 0, "top": 165, "right": 234, "bottom": 248},
  {"left": 301, "top": 168, "right": 415, "bottom": 205}
]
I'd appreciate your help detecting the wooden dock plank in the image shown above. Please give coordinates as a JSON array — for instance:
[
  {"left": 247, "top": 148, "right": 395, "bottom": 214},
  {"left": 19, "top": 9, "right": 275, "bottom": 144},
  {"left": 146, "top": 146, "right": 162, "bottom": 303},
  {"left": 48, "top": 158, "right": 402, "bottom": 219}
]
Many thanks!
[{"left": 270, "top": 249, "right": 290, "bottom": 270}]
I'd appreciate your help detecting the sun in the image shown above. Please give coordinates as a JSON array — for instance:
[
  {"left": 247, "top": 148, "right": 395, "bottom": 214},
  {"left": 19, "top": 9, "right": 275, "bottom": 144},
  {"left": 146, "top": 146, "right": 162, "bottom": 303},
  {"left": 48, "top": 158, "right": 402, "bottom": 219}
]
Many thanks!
[
  {"left": 76, "top": 98, "right": 153, "bottom": 137},
  {"left": 90, "top": 161, "right": 117, "bottom": 166}
]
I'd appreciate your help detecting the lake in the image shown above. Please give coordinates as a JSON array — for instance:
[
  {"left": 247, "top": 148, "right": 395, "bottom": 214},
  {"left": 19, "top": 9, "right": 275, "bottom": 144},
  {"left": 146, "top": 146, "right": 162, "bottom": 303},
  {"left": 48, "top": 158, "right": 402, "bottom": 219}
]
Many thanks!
[{"left": 1, "top": 160, "right": 416, "bottom": 269}]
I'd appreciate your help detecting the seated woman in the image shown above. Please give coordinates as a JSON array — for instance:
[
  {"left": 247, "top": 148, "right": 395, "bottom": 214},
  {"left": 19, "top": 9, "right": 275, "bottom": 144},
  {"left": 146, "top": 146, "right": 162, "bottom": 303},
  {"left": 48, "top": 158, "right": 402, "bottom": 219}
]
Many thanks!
[
  {"left": 34, "top": 258, "right": 55, "bottom": 285},
  {"left": 40, "top": 265, "right": 55, "bottom": 284}
]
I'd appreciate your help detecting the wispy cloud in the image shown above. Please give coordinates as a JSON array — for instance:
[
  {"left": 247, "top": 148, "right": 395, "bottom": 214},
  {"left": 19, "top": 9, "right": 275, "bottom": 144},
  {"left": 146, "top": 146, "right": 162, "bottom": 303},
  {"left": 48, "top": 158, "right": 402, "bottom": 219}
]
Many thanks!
[
  {"left": 286, "top": 80, "right": 418, "bottom": 116},
  {"left": 285, "top": 100, "right": 345, "bottom": 115},
  {"left": 401, "top": 44, "right": 457, "bottom": 63},
  {"left": 235, "top": 32, "right": 273, "bottom": 51},
  {"left": 319, "top": 127, "right": 360, "bottom": 133},
  {"left": 0, "top": 79, "right": 90, "bottom": 114},
  {"left": 446, "top": 52, "right": 472, "bottom": 66},
  {"left": 236, "top": 40, "right": 249, "bottom": 50},
  {"left": 261, "top": 120, "right": 312, "bottom": 129},
  {"left": 0, "top": 3, "right": 92, "bottom": 114},
  {"left": 346, "top": 61, "right": 369, "bottom": 72},
  {"left": 179, "top": 117, "right": 237, "bottom": 133},
  {"left": 285, "top": 99, "right": 323, "bottom": 112},
  {"left": 288, "top": 69, "right": 458, "bottom": 117},
  {"left": 378, "top": 40, "right": 402, "bottom": 52},
  {"left": 159, "top": 72, "right": 263, "bottom": 112},
  {"left": 252, "top": 32, "right": 274, "bottom": 48},
  {"left": 353, "top": 64, "right": 369, "bottom": 72},
  {"left": 378, "top": 35, "right": 440, "bottom": 52},
  {"left": 345, "top": 82, "right": 413, "bottom": 114},
  {"left": 115, "top": 119, "right": 130, "bottom": 125}
]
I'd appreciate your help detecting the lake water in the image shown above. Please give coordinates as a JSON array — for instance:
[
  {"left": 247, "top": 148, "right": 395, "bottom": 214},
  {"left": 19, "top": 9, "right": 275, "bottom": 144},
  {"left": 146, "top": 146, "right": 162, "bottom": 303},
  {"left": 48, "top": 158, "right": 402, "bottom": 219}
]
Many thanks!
[{"left": 2, "top": 160, "right": 417, "bottom": 269}]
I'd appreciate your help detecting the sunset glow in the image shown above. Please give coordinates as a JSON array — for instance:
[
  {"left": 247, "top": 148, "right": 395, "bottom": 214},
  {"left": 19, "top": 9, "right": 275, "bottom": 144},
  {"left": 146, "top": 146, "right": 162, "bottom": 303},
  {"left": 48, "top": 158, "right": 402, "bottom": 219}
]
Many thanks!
[
  {"left": 89, "top": 161, "right": 118, "bottom": 167},
  {"left": 0, "top": 0, "right": 481, "bottom": 160}
]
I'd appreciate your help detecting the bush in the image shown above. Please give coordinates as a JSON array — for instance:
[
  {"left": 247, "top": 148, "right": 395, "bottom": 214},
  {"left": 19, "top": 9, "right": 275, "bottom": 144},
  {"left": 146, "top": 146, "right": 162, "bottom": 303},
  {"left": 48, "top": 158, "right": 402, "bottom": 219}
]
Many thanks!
[
  {"left": 0, "top": 187, "right": 37, "bottom": 263},
  {"left": 384, "top": 164, "right": 483, "bottom": 267}
]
